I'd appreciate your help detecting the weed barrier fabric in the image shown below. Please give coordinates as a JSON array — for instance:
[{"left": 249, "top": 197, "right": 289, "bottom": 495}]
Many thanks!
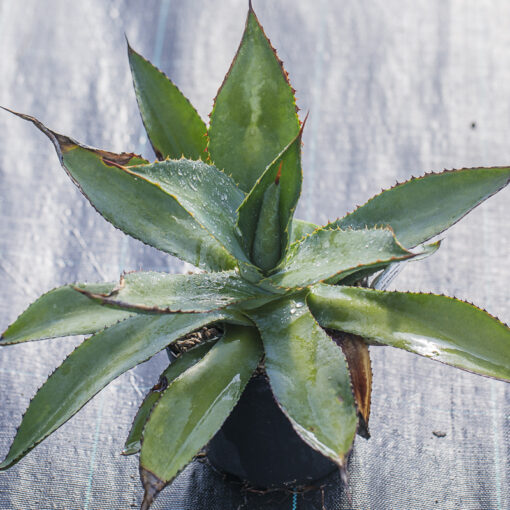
[{"left": 0, "top": 0, "right": 508, "bottom": 509}]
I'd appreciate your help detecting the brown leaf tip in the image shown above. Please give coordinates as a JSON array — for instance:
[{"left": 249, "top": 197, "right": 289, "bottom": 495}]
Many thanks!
[
  {"left": 140, "top": 466, "right": 166, "bottom": 510},
  {"left": 1, "top": 107, "right": 77, "bottom": 159},
  {"left": 151, "top": 375, "right": 169, "bottom": 393}
]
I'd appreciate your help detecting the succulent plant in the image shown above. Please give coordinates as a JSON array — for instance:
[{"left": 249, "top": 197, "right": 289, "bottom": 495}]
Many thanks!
[{"left": 1, "top": 3, "right": 510, "bottom": 509}]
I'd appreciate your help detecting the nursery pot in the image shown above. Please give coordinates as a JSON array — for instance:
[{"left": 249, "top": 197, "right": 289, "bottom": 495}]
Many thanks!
[{"left": 206, "top": 373, "right": 337, "bottom": 488}]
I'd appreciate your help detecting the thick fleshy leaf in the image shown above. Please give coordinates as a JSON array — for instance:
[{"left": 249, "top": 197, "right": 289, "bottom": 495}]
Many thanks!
[
  {"left": 75, "top": 270, "right": 268, "bottom": 313},
  {"left": 0, "top": 311, "right": 236, "bottom": 470},
  {"left": 237, "top": 128, "right": 304, "bottom": 268},
  {"left": 139, "top": 325, "right": 262, "bottom": 509},
  {"left": 327, "top": 330, "right": 372, "bottom": 439},
  {"left": 128, "top": 159, "right": 249, "bottom": 263},
  {"left": 5, "top": 110, "right": 235, "bottom": 271},
  {"left": 337, "top": 240, "right": 441, "bottom": 287},
  {"left": 128, "top": 43, "right": 207, "bottom": 160},
  {"left": 266, "top": 227, "right": 415, "bottom": 289},
  {"left": 308, "top": 285, "right": 510, "bottom": 381},
  {"left": 208, "top": 5, "right": 300, "bottom": 192},
  {"left": 0, "top": 283, "right": 134, "bottom": 345},
  {"left": 249, "top": 296, "right": 357, "bottom": 466},
  {"left": 123, "top": 342, "right": 215, "bottom": 456},
  {"left": 291, "top": 218, "right": 317, "bottom": 243},
  {"left": 251, "top": 181, "right": 281, "bottom": 271},
  {"left": 331, "top": 167, "right": 510, "bottom": 248}
]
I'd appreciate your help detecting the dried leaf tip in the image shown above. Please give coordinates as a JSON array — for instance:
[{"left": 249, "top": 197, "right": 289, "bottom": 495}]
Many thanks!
[
  {"left": 140, "top": 467, "right": 166, "bottom": 510},
  {"left": 124, "top": 33, "right": 133, "bottom": 51},
  {"left": 0, "top": 107, "right": 76, "bottom": 160},
  {"left": 301, "top": 111, "right": 310, "bottom": 131}
]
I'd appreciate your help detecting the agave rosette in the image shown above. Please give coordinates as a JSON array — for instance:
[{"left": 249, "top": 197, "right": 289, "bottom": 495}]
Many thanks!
[{"left": 1, "top": 5, "right": 509, "bottom": 509}]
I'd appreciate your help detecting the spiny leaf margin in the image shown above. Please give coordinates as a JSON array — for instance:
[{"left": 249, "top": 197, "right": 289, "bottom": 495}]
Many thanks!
[
  {"left": 329, "top": 166, "right": 510, "bottom": 248},
  {"left": 308, "top": 284, "right": 510, "bottom": 381},
  {"left": 207, "top": 4, "right": 301, "bottom": 192},
  {"left": 127, "top": 40, "right": 208, "bottom": 161}
]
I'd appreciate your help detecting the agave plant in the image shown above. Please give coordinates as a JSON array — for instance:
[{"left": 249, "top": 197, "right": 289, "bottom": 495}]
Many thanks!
[{"left": 1, "top": 3, "right": 509, "bottom": 509}]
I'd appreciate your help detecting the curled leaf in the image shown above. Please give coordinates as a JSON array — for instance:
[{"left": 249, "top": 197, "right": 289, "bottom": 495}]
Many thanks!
[
  {"left": 327, "top": 330, "right": 372, "bottom": 438},
  {"left": 237, "top": 126, "right": 305, "bottom": 269},
  {"left": 251, "top": 181, "right": 281, "bottom": 271}
]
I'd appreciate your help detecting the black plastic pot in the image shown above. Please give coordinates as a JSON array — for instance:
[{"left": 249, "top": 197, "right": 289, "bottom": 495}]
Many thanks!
[{"left": 206, "top": 374, "right": 337, "bottom": 488}]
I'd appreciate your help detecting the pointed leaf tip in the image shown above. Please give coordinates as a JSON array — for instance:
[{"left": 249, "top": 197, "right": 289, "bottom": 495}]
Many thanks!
[
  {"left": 0, "top": 312, "right": 231, "bottom": 469},
  {"left": 275, "top": 160, "right": 283, "bottom": 185},
  {"left": 140, "top": 467, "right": 166, "bottom": 510},
  {"left": 5, "top": 110, "right": 236, "bottom": 271},
  {"left": 1, "top": 107, "right": 76, "bottom": 161},
  {"left": 0, "top": 282, "right": 136, "bottom": 345},
  {"left": 208, "top": 3, "right": 300, "bottom": 191},
  {"left": 128, "top": 44, "right": 207, "bottom": 161},
  {"left": 327, "top": 330, "right": 372, "bottom": 439},
  {"left": 301, "top": 111, "right": 310, "bottom": 129},
  {"left": 267, "top": 227, "right": 415, "bottom": 289},
  {"left": 333, "top": 166, "right": 510, "bottom": 248}
]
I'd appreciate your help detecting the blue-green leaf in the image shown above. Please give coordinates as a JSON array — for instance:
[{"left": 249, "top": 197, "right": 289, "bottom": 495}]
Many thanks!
[
  {"left": 139, "top": 325, "right": 262, "bottom": 508},
  {"left": 0, "top": 311, "right": 234, "bottom": 470},
  {"left": 266, "top": 227, "right": 415, "bottom": 289},
  {"left": 331, "top": 167, "right": 510, "bottom": 248},
  {"left": 249, "top": 296, "right": 357, "bottom": 466},
  {"left": 128, "top": 43, "right": 207, "bottom": 160},
  {"left": 290, "top": 218, "right": 317, "bottom": 244},
  {"left": 308, "top": 284, "right": 510, "bottom": 381},
  {"left": 0, "top": 283, "right": 134, "bottom": 345},
  {"left": 4, "top": 109, "right": 235, "bottom": 271},
  {"left": 75, "top": 270, "right": 267, "bottom": 313},
  {"left": 208, "top": 5, "right": 300, "bottom": 192},
  {"left": 123, "top": 341, "right": 215, "bottom": 456},
  {"left": 237, "top": 129, "right": 304, "bottom": 269},
  {"left": 129, "top": 159, "right": 249, "bottom": 263}
]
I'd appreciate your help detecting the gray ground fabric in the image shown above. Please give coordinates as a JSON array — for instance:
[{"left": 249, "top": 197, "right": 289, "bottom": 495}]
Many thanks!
[{"left": 0, "top": 0, "right": 509, "bottom": 509}]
